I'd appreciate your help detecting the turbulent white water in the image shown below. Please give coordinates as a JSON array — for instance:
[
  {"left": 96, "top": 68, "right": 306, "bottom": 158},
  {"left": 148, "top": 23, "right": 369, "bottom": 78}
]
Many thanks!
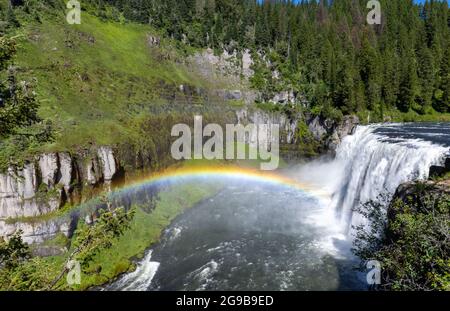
[
  {"left": 294, "top": 124, "right": 449, "bottom": 232},
  {"left": 111, "top": 250, "right": 160, "bottom": 291},
  {"left": 107, "top": 123, "right": 449, "bottom": 291}
]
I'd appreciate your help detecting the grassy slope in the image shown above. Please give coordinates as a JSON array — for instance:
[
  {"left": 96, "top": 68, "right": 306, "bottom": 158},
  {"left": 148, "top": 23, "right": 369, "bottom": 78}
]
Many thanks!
[{"left": 13, "top": 11, "right": 208, "bottom": 151}]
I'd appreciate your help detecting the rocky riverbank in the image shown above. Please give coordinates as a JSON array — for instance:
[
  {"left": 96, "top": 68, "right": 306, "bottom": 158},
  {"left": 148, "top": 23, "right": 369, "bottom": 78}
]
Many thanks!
[
  {"left": 365, "top": 171, "right": 450, "bottom": 290},
  {"left": 389, "top": 157, "right": 450, "bottom": 222}
]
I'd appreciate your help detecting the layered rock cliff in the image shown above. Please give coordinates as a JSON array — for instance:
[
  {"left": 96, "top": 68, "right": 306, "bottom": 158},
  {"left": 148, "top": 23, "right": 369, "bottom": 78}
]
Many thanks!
[
  {"left": 0, "top": 147, "right": 121, "bottom": 243},
  {"left": 236, "top": 108, "right": 359, "bottom": 155},
  {"left": 0, "top": 146, "right": 119, "bottom": 219}
]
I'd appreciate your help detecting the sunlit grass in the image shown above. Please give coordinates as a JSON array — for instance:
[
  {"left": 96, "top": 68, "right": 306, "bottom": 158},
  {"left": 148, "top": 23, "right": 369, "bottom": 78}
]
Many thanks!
[{"left": 14, "top": 12, "right": 207, "bottom": 151}]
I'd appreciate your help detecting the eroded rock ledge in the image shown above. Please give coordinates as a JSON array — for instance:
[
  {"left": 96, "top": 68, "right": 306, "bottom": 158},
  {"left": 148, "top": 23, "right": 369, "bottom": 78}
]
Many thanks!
[
  {"left": 0, "top": 146, "right": 122, "bottom": 244},
  {"left": 0, "top": 146, "right": 120, "bottom": 220},
  {"left": 236, "top": 108, "right": 359, "bottom": 155}
]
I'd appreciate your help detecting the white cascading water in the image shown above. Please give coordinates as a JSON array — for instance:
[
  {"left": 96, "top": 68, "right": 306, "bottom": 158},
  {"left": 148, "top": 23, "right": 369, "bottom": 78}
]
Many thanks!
[
  {"left": 111, "top": 250, "right": 160, "bottom": 291},
  {"left": 330, "top": 125, "right": 449, "bottom": 232},
  {"left": 107, "top": 123, "right": 449, "bottom": 291}
]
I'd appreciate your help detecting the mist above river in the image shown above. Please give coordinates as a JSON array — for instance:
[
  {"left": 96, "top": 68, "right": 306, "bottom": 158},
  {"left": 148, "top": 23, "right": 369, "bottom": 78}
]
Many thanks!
[
  {"left": 106, "top": 123, "right": 449, "bottom": 291},
  {"left": 108, "top": 179, "right": 365, "bottom": 291}
]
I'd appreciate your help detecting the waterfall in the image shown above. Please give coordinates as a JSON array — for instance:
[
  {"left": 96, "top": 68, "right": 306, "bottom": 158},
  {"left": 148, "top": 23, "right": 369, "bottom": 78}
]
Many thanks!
[{"left": 330, "top": 124, "right": 449, "bottom": 232}]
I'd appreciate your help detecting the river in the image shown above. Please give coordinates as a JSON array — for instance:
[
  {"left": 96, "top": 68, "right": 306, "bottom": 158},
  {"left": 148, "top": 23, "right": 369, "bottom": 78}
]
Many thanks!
[{"left": 105, "top": 123, "right": 450, "bottom": 291}]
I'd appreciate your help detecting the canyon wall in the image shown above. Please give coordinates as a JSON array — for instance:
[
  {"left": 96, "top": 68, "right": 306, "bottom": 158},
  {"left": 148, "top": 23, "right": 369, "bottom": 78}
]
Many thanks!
[
  {"left": 236, "top": 108, "right": 359, "bottom": 154},
  {"left": 0, "top": 147, "right": 121, "bottom": 243}
]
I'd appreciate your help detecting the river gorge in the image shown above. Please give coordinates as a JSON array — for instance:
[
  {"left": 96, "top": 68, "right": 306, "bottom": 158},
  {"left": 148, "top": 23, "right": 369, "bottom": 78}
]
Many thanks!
[
  {"left": 0, "top": 121, "right": 449, "bottom": 290},
  {"left": 100, "top": 122, "right": 450, "bottom": 291}
]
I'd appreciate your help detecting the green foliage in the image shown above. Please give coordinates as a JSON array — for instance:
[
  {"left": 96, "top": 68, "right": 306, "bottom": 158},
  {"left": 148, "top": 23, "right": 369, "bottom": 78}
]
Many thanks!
[
  {"left": 72, "top": 181, "right": 222, "bottom": 290},
  {"left": 0, "top": 0, "right": 447, "bottom": 167},
  {"left": 353, "top": 186, "right": 450, "bottom": 291},
  {"left": 0, "top": 230, "right": 31, "bottom": 269},
  {"left": 0, "top": 35, "right": 16, "bottom": 69},
  {"left": 0, "top": 36, "right": 40, "bottom": 138},
  {"left": 295, "top": 120, "right": 320, "bottom": 157},
  {"left": 81, "top": 0, "right": 450, "bottom": 118},
  {"left": 0, "top": 231, "right": 58, "bottom": 291},
  {"left": 71, "top": 206, "right": 135, "bottom": 268},
  {"left": 0, "top": 203, "right": 135, "bottom": 291},
  {"left": 228, "top": 99, "right": 245, "bottom": 108},
  {"left": 0, "top": 177, "right": 222, "bottom": 291},
  {"left": 0, "top": 35, "right": 54, "bottom": 171},
  {"left": 0, "top": 120, "right": 54, "bottom": 171},
  {"left": 0, "top": 256, "right": 62, "bottom": 291},
  {"left": 4, "top": 9, "right": 214, "bottom": 156}
]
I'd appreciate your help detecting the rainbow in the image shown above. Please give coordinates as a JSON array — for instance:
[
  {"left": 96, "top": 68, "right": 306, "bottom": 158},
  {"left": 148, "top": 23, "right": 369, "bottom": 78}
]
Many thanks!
[{"left": 111, "top": 164, "right": 328, "bottom": 199}]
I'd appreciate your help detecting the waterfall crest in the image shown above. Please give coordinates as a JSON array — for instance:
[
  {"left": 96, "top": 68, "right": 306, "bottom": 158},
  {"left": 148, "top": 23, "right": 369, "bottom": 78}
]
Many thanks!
[{"left": 330, "top": 124, "right": 449, "bottom": 230}]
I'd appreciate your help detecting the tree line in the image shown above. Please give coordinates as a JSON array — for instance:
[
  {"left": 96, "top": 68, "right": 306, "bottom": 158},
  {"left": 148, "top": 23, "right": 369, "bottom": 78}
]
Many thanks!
[{"left": 75, "top": 0, "right": 450, "bottom": 117}]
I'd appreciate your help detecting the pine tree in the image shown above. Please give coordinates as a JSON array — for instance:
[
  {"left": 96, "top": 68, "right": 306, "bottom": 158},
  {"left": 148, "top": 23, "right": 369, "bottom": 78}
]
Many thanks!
[
  {"left": 417, "top": 46, "right": 435, "bottom": 113},
  {"left": 398, "top": 51, "right": 419, "bottom": 113},
  {"left": 434, "top": 43, "right": 450, "bottom": 113}
]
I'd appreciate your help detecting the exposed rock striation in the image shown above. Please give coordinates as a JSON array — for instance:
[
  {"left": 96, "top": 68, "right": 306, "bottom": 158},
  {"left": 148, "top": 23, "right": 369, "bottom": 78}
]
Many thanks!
[
  {"left": 306, "top": 115, "right": 359, "bottom": 152},
  {"left": 0, "top": 218, "right": 71, "bottom": 244},
  {"left": 236, "top": 109, "right": 359, "bottom": 154},
  {"left": 0, "top": 147, "right": 120, "bottom": 220}
]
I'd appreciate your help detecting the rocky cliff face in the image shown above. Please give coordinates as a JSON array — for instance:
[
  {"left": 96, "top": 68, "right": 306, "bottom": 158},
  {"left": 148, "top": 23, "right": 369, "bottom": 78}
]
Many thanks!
[
  {"left": 189, "top": 48, "right": 302, "bottom": 107},
  {"left": 0, "top": 146, "right": 120, "bottom": 243},
  {"left": 236, "top": 109, "right": 359, "bottom": 154},
  {"left": 0, "top": 218, "right": 71, "bottom": 244},
  {"left": 307, "top": 115, "right": 360, "bottom": 153},
  {"left": 236, "top": 109, "right": 298, "bottom": 146},
  {"left": 429, "top": 157, "right": 450, "bottom": 178}
]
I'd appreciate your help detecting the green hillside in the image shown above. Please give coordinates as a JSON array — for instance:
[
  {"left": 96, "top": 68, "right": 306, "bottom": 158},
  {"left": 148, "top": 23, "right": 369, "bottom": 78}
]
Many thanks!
[
  {"left": 0, "top": 2, "right": 240, "bottom": 169},
  {"left": 13, "top": 12, "right": 207, "bottom": 149}
]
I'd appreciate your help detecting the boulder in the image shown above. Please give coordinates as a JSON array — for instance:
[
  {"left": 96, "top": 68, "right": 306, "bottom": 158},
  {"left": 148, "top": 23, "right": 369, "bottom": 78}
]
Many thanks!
[
  {"left": 429, "top": 165, "right": 447, "bottom": 178},
  {"left": 429, "top": 157, "right": 450, "bottom": 178}
]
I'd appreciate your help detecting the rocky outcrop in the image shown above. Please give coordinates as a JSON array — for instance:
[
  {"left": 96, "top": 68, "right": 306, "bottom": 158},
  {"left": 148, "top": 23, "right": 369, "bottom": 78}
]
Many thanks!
[
  {"left": 307, "top": 115, "right": 359, "bottom": 152},
  {"left": 388, "top": 179, "right": 450, "bottom": 225},
  {"left": 236, "top": 109, "right": 298, "bottom": 147},
  {"left": 97, "top": 147, "right": 117, "bottom": 182},
  {"left": 270, "top": 90, "right": 297, "bottom": 106},
  {"left": 0, "top": 218, "right": 71, "bottom": 244},
  {"left": 214, "top": 89, "right": 258, "bottom": 105},
  {"left": 190, "top": 48, "right": 242, "bottom": 82},
  {"left": 0, "top": 147, "right": 120, "bottom": 220},
  {"left": 326, "top": 115, "right": 360, "bottom": 151},
  {"left": 236, "top": 109, "right": 359, "bottom": 153},
  {"left": 189, "top": 47, "right": 304, "bottom": 108},
  {"left": 429, "top": 157, "right": 450, "bottom": 178}
]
